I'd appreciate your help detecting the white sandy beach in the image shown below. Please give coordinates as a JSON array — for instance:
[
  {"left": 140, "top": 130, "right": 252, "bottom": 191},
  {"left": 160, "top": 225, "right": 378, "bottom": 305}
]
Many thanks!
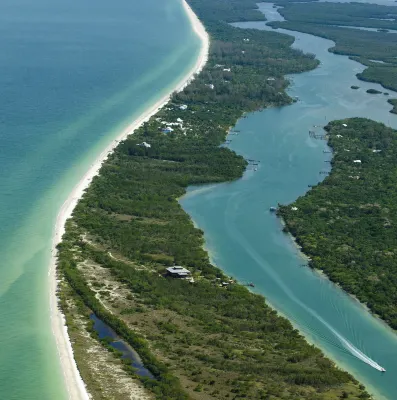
[{"left": 49, "top": 1, "right": 209, "bottom": 399}]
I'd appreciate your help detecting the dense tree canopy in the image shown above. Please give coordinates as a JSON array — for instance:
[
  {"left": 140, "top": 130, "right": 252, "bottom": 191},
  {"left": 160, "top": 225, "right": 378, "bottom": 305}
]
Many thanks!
[{"left": 280, "top": 118, "right": 397, "bottom": 329}]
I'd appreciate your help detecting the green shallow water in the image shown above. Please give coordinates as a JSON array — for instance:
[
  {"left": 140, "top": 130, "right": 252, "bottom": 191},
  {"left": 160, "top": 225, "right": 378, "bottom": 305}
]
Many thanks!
[
  {"left": 181, "top": 4, "right": 397, "bottom": 399},
  {"left": 0, "top": 0, "right": 201, "bottom": 398}
]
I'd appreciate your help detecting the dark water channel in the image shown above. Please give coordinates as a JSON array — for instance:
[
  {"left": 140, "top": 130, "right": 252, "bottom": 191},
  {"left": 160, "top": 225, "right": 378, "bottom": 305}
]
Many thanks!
[{"left": 90, "top": 313, "right": 154, "bottom": 379}]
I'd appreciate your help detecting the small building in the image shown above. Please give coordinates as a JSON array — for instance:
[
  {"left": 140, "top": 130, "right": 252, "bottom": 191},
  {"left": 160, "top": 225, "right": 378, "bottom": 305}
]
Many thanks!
[
  {"left": 137, "top": 141, "right": 151, "bottom": 148},
  {"left": 223, "top": 68, "right": 231, "bottom": 72},
  {"left": 162, "top": 127, "right": 174, "bottom": 133},
  {"left": 342, "top": 123, "right": 348, "bottom": 127},
  {"left": 179, "top": 104, "right": 188, "bottom": 110},
  {"left": 166, "top": 266, "right": 191, "bottom": 278},
  {"left": 353, "top": 159, "right": 362, "bottom": 163}
]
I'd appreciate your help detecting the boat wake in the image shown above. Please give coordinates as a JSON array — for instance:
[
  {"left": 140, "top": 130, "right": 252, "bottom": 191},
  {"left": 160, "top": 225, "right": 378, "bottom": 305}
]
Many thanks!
[
  {"left": 331, "top": 327, "right": 385, "bottom": 372},
  {"left": 224, "top": 205, "right": 386, "bottom": 372}
]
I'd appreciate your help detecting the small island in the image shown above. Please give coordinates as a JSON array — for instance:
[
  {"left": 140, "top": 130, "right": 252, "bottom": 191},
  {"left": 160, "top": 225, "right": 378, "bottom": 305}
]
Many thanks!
[
  {"left": 388, "top": 98, "right": 397, "bottom": 114},
  {"left": 366, "top": 88, "right": 382, "bottom": 94},
  {"left": 351, "top": 85, "right": 360, "bottom": 89}
]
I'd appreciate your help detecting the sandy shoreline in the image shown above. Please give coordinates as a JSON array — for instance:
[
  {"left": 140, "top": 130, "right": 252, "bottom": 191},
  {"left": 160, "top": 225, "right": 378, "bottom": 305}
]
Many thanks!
[{"left": 49, "top": 1, "right": 209, "bottom": 399}]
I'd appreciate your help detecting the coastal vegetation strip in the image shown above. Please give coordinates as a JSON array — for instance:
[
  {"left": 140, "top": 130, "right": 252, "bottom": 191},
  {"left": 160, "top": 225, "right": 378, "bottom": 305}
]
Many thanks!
[
  {"left": 269, "top": 1, "right": 397, "bottom": 92},
  {"left": 279, "top": 118, "right": 397, "bottom": 330},
  {"left": 57, "top": 0, "right": 369, "bottom": 399},
  {"left": 388, "top": 98, "right": 397, "bottom": 114}
]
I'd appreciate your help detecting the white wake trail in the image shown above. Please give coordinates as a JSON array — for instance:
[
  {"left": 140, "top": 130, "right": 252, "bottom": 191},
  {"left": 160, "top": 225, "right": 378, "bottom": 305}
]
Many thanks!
[{"left": 224, "top": 207, "right": 385, "bottom": 371}]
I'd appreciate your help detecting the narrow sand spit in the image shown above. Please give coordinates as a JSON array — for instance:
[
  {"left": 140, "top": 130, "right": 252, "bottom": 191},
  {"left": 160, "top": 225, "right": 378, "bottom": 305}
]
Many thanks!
[{"left": 49, "top": 1, "right": 209, "bottom": 398}]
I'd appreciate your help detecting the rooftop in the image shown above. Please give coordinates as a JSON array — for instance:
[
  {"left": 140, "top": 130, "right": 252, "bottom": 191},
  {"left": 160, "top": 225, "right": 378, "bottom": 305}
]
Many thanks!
[{"left": 166, "top": 266, "right": 191, "bottom": 275}]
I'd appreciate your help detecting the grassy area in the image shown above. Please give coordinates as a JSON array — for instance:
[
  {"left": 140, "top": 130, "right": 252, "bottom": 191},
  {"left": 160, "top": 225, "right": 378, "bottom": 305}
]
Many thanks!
[
  {"left": 59, "top": 280, "right": 152, "bottom": 400},
  {"left": 279, "top": 118, "right": 397, "bottom": 330}
]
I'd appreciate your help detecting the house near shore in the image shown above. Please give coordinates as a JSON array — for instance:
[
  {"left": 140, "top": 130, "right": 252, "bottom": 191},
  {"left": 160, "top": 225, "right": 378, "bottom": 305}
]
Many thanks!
[
  {"left": 137, "top": 141, "right": 151, "bottom": 148},
  {"left": 166, "top": 266, "right": 191, "bottom": 278},
  {"left": 162, "top": 127, "right": 174, "bottom": 134}
]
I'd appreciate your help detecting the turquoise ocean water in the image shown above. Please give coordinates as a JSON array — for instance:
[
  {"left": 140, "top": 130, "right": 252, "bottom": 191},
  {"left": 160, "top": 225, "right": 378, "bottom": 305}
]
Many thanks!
[
  {"left": 0, "top": 0, "right": 201, "bottom": 398},
  {"left": 182, "top": 4, "right": 397, "bottom": 399}
]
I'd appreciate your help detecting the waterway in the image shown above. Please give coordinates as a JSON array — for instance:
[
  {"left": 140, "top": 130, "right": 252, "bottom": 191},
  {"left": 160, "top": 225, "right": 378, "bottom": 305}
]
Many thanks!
[
  {"left": 0, "top": 0, "right": 200, "bottom": 398},
  {"left": 181, "top": 3, "right": 397, "bottom": 399}
]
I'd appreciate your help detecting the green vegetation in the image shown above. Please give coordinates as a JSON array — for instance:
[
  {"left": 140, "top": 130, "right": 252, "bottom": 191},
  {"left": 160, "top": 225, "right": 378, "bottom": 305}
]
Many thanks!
[
  {"left": 269, "top": 1, "right": 397, "bottom": 91},
  {"left": 279, "top": 118, "right": 397, "bottom": 330},
  {"left": 388, "top": 98, "right": 397, "bottom": 114},
  {"left": 351, "top": 86, "right": 360, "bottom": 90},
  {"left": 366, "top": 89, "right": 382, "bottom": 94},
  {"left": 57, "top": 0, "right": 369, "bottom": 399}
]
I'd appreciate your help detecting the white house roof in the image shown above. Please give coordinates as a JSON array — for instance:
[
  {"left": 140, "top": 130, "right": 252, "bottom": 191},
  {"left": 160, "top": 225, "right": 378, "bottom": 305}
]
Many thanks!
[
  {"left": 137, "top": 142, "right": 151, "bottom": 148},
  {"left": 166, "top": 266, "right": 191, "bottom": 275}
]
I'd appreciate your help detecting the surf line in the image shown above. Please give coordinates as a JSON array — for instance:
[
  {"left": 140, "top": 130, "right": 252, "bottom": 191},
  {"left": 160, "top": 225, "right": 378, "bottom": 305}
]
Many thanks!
[{"left": 224, "top": 212, "right": 386, "bottom": 372}]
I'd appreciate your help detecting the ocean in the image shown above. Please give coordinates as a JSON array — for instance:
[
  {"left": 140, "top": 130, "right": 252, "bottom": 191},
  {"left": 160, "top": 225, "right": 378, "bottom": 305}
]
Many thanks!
[{"left": 0, "top": 0, "right": 201, "bottom": 398}]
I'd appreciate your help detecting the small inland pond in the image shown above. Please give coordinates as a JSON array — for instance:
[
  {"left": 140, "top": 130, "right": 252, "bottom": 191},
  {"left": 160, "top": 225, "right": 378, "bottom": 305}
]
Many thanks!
[
  {"left": 90, "top": 314, "right": 154, "bottom": 379},
  {"left": 181, "top": 3, "right": 397, "bottom": 399}
]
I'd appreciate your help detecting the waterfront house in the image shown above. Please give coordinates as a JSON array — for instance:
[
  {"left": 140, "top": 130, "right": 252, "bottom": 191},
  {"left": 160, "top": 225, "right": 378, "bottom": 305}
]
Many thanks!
[{"left": 166, "top": 266, "right": 191, "bottom": 278}]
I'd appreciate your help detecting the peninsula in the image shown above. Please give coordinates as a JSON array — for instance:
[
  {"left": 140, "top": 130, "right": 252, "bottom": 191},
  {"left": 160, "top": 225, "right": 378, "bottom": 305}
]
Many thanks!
[
  {"left": 54, "top": 0, "right": 369, "bottom": 399},
  {"left": 52, "top": 1, "right": 208, "bottom": 398}
]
